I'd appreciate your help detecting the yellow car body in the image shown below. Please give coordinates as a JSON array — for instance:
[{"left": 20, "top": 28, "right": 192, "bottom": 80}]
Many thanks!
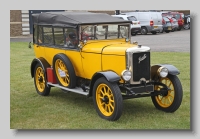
[{"left": 34, "top": 39, "right": 134, "bottom": 81}]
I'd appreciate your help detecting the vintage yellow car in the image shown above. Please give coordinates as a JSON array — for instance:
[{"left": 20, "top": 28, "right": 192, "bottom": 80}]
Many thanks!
[{"left": 30, "top": 11, "right": 183, "bottom": 121}]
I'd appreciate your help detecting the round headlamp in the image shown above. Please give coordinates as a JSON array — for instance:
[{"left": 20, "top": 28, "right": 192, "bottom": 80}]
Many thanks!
[
  {"left": 121, "top": 70, "right": 131, "bottom": 81},
  {"left": 157, "top": 67, "right": 168, "bottom": 77}
]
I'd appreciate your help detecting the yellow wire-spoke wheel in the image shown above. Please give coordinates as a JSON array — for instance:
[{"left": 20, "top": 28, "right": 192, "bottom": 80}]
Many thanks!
[
  {"left": 35, "top": 66, "right": 45, "bottom": 92},
  {"left": 93, "top": 77, "right": 123, "bottom": 121},
  {"left": 151, "top": 74, "right": 183, "bottom": 112},
  {"left": 155, "top": 77, "right": 175, "bottom": 108},
  {"left": 33, "top": 63, "right": 50, "bottom": 96},
  {"left": 55, "top": 59, "right": 70, "bottom": 87},
  {"left": 96, "top": 83, "right": 115, "bottom": 117}
]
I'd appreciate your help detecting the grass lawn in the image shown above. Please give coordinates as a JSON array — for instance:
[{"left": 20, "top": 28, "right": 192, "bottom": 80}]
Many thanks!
[{"left": 10, "top": 42, "right": 190, "bottom": 129}]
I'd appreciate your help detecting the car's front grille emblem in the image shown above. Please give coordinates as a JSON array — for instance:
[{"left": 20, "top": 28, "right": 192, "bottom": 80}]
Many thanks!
[{"left": 138, "top": 54, "right": 146, "bottom": 64}]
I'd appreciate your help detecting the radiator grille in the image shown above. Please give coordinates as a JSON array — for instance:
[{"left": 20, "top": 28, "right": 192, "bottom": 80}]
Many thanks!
[{"left": 132, "top": 52, "right": 150, "bottom": 81}]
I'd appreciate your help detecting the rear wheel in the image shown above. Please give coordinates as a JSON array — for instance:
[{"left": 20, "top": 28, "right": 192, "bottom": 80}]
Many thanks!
[
  {"left": 184, "top": 23, "right": 190, "bottom": 29},
  {"left": 151, "top": 75, "right": 183, "bottom": 112},
  {"left": 177, "top": 26, "right": 182, "bottom": 31},
  {"left": 93, "top": 77, "right": 123, "bottom": 121},
  {"left": 160, "top": 28, "right": 164, "bottom": 33},
  {"left": 53, "top": 54, "right": 76, "bottom": 88},
  {"left": 141, "top": 27, "right": 148, "bottom": 35},
  {"left": 34, "top": 63, "right": 50, "bottom": 96}
]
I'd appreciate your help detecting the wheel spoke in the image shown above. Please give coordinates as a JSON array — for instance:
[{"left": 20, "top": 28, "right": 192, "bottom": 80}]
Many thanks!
[
  {"left": 168, "top": 93, "right": 174, "bottom": 99},
  {"left": 168, "top": 81, "right": 172, "bottom": 88},
  {"left": 100, "top": 101, "right": 105, "bottom": 106},
  {"left": 57, "top": 60, "right": 62, "bottom": 68},
  {"left": 100, "top": 90, "right": 104, "bottom": 95},
  {"left": 102, "top": 87, "right": 107, "bottom": 95},
  {"left": 167, "top": 96, "right": 172, "bottom": 104},
  {"left": 103, "top": 86, "right": 107, "bottom": 94},
  {"left": 108, "top": 102, "right": 114, "bottom": 110}
]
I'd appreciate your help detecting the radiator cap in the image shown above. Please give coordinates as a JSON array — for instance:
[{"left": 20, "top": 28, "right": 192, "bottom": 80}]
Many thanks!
[{"left": 138, "top": 44, "right": 142, "bottom": 48}]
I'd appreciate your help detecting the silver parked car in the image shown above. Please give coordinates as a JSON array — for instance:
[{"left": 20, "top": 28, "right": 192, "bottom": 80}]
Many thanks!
[
  {"left": 161, "top": 17, "right": 172, "bottom": 33},
  {"left": 167, "top": 16, "right": 179, "bottom": 32}
]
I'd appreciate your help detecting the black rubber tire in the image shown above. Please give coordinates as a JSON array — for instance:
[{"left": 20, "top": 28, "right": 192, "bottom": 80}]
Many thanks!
[
  {"left": 183, "top": 23, "right": 190, "bottom": 30},
  {"left": 34, "top": 63, "right": 51, "bottom": 96},
  {"left": 151, "top": 74, "right": 183, "bottom": 113},
  {"left": 131, "top": 32, "right": 137, "bottom": 36},
  {"left": 151, "top": 32, "right": 157, "bottom": 35},
  {"left": 53, "top": 53, "right": 76, "bottom": 88},
  {"left": 160, "top": 28, "right": 164, "bottom": 33},
  {"left": 177, "top": 27, "right": 182, "bottom": 31},
  {"left": 141, "top": 27, "right": 148, "bottom": 35},
  {"left": 93, "top": 77, "right": 123, "bottom": 121}
]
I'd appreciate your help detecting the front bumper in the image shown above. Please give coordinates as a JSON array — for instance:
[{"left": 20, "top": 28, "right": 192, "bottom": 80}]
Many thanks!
[
  {"left": 120, "top": 84, "right": 154, "bottom": 95},
  {"left": 119, "top": 81, "right": 170, "bottom": 99},
  {"left": 163, "top": 26, "right": 172, "bottom": 31},
  {"left": 131, "top": 27, "right": 141, "bottom": 33}
]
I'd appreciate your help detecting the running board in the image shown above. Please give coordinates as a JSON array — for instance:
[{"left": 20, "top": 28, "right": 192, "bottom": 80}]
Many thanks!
[{"left": 47, "top": 82, "right": 89, "bottom": 96}]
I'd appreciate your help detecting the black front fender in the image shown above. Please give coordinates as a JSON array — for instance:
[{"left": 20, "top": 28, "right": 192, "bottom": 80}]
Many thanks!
[
  {"left": 151, "top": 64, "right": 180, "bottom": 79},
  {"left": 88, "top": 71, "right": 120, "bottom": 97}
]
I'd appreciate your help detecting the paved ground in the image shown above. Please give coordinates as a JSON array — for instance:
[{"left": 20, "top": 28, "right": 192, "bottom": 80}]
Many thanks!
[
  {"left": 131, "top": 29, "right": 190, "bottom": 52},
  {"left": 10, "top": 29, "right": 190, "bottom": 52}
]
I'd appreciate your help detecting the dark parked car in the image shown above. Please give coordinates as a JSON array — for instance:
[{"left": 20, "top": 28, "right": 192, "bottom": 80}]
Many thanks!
[{"left": 183, "top": 15, "right": 190, "bottom": 29}]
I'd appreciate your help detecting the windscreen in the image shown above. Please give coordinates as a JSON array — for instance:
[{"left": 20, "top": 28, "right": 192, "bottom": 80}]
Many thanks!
[{"left": 81, "top": 24, "right": 129, "bottom": 40}]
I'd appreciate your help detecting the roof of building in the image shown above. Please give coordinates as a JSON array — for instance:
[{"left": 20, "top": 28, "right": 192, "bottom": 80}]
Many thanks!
[{"left": 32, "top": 11, "right": 131, "bottom": 27}]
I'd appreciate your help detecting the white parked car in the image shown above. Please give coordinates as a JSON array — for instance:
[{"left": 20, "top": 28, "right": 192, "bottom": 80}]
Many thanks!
[{"left": 111, "top": 14, "right": 141, "bottom": 36}]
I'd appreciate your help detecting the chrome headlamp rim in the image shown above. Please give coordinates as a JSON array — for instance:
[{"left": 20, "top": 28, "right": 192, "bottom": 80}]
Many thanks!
[
  {"left": 157, "top": 67, "right": 168, "bottom": 78},
  {"left": 121, "top": 70, "right": 131, "bottom": 81}
]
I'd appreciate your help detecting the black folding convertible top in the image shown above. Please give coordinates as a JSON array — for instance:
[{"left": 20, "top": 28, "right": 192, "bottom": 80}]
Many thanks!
[{"left": 32, "top": 11, "right": 132, "bottom": 27}]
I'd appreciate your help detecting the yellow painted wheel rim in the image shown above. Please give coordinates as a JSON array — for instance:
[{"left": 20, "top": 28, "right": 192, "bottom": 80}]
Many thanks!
[
  {"left": 155, "top": 77, "right": 175, "bottom": 108},
  {"left": 35, "top": 67, "right": 45, "bottom": 92},
  {"left": 55, "top": 59, "right": 70, "bottom": 87},
  {"left": 96, "top": 83, "right": 115, "bottom": 117}
]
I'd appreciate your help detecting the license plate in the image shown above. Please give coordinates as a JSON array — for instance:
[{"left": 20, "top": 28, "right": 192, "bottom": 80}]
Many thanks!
[
  {"left": 168, "top": 27, "right": 172, "bottom": 30},
  {"left": 154, "top": 26, "right": 158, "bottom": 29},
  {"left": 134, "top": 23, "right": 137, "bottom": 25}
]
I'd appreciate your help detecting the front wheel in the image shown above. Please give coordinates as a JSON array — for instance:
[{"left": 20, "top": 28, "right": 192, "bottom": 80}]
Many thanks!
[
  {"left": 151, "top": 74, "right": 183, "bottom": 112},
  {"left": 93, "top": 77, "right": 123, "bottom": 121},
  {"left": 131, "top": 32, "right": 137, "bottom": 36},
  {"left": 34, "top": 63, "right": 51, "bottom": 96}
]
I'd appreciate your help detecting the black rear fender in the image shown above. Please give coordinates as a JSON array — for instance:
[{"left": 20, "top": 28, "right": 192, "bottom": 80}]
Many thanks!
[{"left": 30, "top": 58, "right": 50, "bottom": 78}]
